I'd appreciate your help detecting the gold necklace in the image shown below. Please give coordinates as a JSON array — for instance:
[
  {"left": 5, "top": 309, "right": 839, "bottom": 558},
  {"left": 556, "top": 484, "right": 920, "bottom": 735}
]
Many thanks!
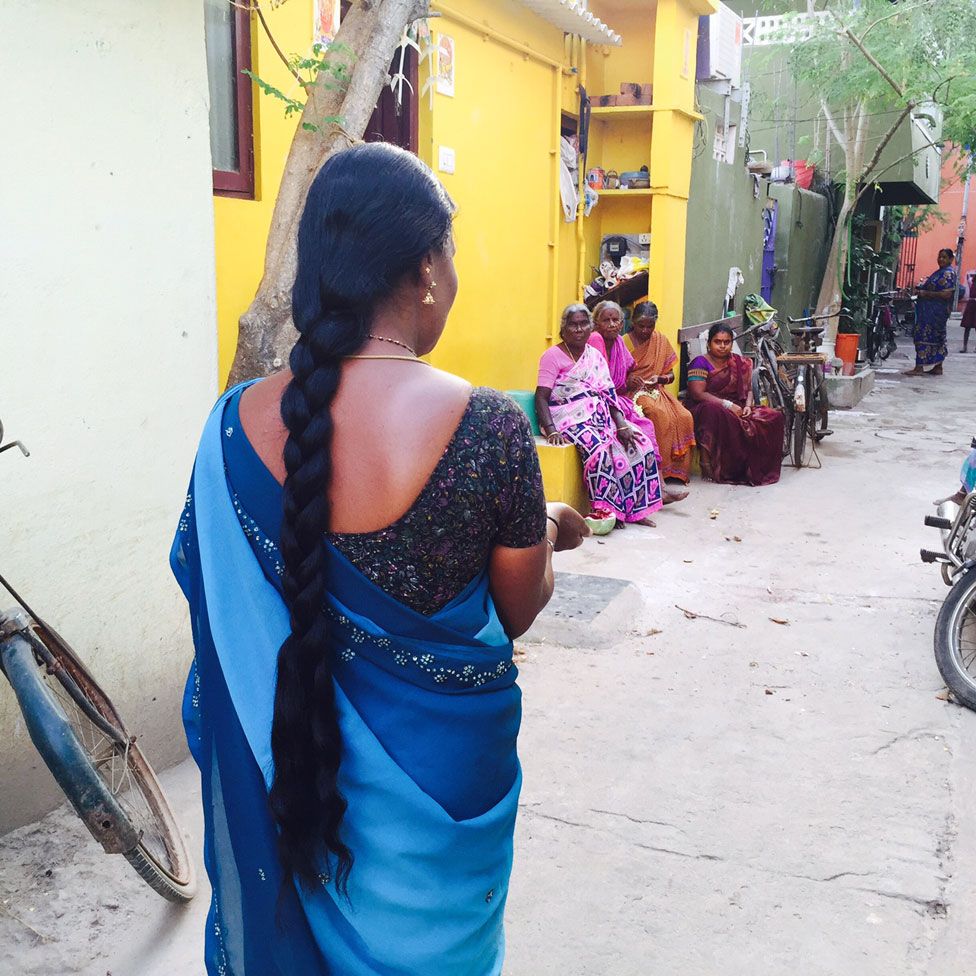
[
  {"left": 367, "top": 333, "right": 418, "bottom": 356},
  {"left": 345, "top": 354, "right": 430, "bottom": 364},
  {"left": 562, "top": 342, "right": 583, "bottom": 364}
]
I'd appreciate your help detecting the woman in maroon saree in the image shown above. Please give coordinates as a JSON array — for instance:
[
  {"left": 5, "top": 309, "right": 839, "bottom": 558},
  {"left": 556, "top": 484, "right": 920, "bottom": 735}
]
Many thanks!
[{"left": 686, "top": 323, "right": 784, "bottom": 486}]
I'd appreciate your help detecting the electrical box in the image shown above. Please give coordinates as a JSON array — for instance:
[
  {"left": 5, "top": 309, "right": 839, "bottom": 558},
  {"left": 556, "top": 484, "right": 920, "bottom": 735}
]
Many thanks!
[
  {"left": 696, "top": 3, "right": 743, "bottom": 89},
  {"left": 600, "top": 233, "right": 650, "bottom": 268}
]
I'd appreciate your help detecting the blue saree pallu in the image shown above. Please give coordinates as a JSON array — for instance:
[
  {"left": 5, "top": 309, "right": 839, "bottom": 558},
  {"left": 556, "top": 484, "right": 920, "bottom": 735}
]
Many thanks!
[{"left": 171, "top": 387, "right": 522, "bottom": 975}]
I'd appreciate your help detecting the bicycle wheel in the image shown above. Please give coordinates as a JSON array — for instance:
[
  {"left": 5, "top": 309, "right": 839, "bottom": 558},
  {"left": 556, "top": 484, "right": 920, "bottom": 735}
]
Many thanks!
[
  {"left": 934, "top": 568, "right": 976, "bottom": 711},
  {"left": 791, "top": 407, "right": 809, "bottom": 467},
  {"left": 758, "top": 366, "right": 792, "bottom": 458},
  {"left": 812, "top": 375, "right": 830, "bottom": 441},
  {"left": 2, "top": 624, "right": 196, "bottom": 902}
]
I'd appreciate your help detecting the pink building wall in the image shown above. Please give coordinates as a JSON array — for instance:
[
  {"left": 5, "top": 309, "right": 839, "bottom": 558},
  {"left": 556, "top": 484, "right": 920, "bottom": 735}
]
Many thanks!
[{"left": 912, "top": 149, "right": 972, "bottom": 302}]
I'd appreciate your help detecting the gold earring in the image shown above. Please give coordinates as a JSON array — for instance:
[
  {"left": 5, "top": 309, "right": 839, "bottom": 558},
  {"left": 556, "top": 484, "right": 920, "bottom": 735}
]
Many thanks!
[{"left": 423, "top": 279, "right": 437, "bottom": 305}]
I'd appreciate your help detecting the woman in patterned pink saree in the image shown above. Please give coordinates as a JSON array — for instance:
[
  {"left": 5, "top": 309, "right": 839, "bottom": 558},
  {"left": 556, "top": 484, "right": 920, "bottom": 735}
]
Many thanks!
[{"left": 534, "top": 304, "right": 663, "bottom": 526}]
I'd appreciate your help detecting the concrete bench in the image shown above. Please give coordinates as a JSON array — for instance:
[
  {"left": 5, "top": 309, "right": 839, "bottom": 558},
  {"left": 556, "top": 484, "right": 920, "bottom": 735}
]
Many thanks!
[
  {"left": 534, "top": 437, "right": 588, "bottom": 512},
  {"left": 505, "top": 389, "right": 588, "bottom": 510}
]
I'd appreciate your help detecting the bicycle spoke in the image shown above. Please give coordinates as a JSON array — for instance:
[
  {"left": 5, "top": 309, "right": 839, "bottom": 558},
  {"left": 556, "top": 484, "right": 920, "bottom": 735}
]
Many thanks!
[{"left": 38, "top": 665, "right": 175, "bottom": 871}]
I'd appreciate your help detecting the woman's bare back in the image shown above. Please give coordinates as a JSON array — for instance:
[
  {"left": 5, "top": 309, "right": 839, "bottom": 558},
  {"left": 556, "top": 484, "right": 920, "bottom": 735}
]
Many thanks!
[{"left": 239, "top": 362, "right": 472, "bottom": 534}]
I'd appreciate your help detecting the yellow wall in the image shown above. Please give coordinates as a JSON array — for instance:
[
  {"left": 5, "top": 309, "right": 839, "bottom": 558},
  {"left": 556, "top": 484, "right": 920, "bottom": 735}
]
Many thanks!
[
  {"left": 213, "top": 0, "right": 714, "bottom": 430},
  {"left": 424, "top": 0, "right": 567, "bottom": 389},
  {"left": 213, "top": 0, "right": 312, "bottom": 388}
]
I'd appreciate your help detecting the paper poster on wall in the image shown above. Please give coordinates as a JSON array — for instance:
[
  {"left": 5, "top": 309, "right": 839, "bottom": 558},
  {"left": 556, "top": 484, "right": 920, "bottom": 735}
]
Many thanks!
[
  {"left": 435, "top": 34, "right": 455, "bottom": 97},
  {"left": 314, "top": 0, "right": 341, "bottom": 48}
]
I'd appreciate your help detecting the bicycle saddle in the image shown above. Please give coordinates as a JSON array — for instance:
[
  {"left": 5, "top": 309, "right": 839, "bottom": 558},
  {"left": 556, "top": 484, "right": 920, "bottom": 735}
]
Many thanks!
[{"left": 789, "top": 325, "right": 825, "bottom": 336}]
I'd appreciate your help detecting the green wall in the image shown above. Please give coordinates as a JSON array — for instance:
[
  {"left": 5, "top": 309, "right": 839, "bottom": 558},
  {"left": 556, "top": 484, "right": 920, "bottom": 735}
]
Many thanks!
[
  {"left": 682, "top": 86, "right": 766, "bottom": 326},
  {"left": 682, "top": 88, "right": 832, "bottom": 329},
  {"left": 768, "top": 183, "right": 829, "bottom": 322}
]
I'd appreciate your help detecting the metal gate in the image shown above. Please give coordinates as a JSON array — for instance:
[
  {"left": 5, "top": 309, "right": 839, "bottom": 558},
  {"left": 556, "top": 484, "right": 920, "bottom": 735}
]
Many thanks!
[{"left": 896, "top": 231, "right": 918, "bottom": 290}]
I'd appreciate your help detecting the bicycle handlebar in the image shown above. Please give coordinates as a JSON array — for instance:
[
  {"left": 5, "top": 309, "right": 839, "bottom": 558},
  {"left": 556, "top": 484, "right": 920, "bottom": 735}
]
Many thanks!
[
  {"left": 737, "top": 317, "right": 778, "bottom": 340},
  {"left": 786, "top": 310, "right": 845, "bottom": 324}
]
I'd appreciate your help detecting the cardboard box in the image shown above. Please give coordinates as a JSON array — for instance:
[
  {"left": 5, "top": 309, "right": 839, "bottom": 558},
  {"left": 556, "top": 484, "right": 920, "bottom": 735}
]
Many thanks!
[
  {"left": 597, "top": 94, "right": 618, "bottom": 107},
  {"left": 616, "top": 90, "right": 653, "bottom": 106}
]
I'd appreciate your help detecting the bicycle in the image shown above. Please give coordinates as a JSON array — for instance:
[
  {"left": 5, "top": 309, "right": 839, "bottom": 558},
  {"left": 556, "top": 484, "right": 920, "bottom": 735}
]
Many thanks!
[
  {"left": 0, "top": 420, "right": 196, "bottom": 903},
  {"left": 738, "top": 316, "right": 792, "bottom": 461},
  {"left": 779, "top": 313, "right": 833, "bottom": 468},
  {"left": 864, "top": 290, "right": 901, "bottom": 364}
]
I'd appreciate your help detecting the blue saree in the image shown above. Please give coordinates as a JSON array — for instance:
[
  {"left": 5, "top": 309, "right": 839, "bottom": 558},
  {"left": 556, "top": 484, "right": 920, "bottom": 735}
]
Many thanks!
[
  {"left": 914, "top": 266, "right": 957, "bottom": 366},
  {"left": 171, "top": 385, "right": 522, "bottom": 975}
]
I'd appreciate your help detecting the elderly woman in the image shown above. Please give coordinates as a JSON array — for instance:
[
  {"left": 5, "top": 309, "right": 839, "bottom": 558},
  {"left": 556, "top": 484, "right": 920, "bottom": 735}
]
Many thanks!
[
  {"left": 686, "top": 322, "right": 785, "bottom": 486},
  {"left": 588, "top": 300, "right": 688, "bottom": 501},
  {"left": 535, "top": 303, "right": 663, "bottom": 526},
  {"left": 907, "top": 247, "right": 957, "bottom": 375},
  {"left": 623, "top": 301, "right": 696, "bottom": 483}
]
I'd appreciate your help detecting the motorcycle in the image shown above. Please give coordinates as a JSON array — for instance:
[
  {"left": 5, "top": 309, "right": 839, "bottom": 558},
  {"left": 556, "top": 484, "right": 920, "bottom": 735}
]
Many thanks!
[{"left": 921, "top": 443, "right": 976, "bottom": 710}]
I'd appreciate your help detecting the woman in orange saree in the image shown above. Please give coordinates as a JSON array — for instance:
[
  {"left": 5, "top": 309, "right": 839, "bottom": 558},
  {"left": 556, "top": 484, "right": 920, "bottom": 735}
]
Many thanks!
[{"left": 623, "top": 301, "right": 696, "bottom": 483}]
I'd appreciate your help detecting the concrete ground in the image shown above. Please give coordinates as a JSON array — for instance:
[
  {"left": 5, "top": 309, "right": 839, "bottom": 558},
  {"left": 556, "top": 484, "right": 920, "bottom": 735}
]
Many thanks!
[{"left": 3, "top": 339, "right": 976, "bottom": 975}]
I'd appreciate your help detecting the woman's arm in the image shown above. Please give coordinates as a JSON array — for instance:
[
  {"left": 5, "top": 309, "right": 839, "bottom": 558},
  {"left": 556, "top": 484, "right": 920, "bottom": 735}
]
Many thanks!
[
  {"left": 687, "top": 379, "right": 743, "bottom": 416},
  {"left": 609, "top": 404, "right": 639, "bottom": 449},
  {"left": 534, "top": 387, "right": 565, "bottom": 445},
  {"left": 489, "top": 505, "right": 588, "bottom": 638},
  {"left": 624, "top": 368, "right": 645, "bottom": 394}
]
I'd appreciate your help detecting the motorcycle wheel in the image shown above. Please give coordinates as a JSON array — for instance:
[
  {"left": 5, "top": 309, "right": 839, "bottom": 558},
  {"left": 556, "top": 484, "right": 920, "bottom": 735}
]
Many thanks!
[{"left": 934, "top": 567, "right": 976, "bottom": 711}]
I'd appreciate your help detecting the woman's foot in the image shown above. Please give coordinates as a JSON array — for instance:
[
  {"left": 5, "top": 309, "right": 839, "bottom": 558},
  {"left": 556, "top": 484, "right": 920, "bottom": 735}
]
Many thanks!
[
  {"left": 903, "top": 366, "right": 925, "bottom": 375},
  {"left": 634, "top": 516, "right": 656, "bottom": 527},
  {"left": 934, "top": 489, "right": 967, "bottom": 505},
  {"left": 925, "top": 364, "right": 943, "bottom": 375},
  {"left": 662, "top": 489, "right": 689, "bottom": 505}
]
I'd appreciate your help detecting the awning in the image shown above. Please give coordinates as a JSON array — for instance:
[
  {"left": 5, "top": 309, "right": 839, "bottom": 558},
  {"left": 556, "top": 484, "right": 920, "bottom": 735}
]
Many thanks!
[{"left": 516, "top": 1, "right": 623, "bottom": 46}]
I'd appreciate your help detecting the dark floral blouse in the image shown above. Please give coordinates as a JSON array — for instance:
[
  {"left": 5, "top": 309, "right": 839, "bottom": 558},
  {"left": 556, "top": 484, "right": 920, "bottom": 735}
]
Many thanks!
[{"left": 223, "top": 387, "right": 547, "bottom": 616}]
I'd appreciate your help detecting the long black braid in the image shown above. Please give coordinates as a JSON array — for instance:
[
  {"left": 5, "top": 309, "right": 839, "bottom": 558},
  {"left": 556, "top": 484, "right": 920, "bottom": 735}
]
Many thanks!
[{"left": 270, "top": 143, "right": 454, "bottom": 892}]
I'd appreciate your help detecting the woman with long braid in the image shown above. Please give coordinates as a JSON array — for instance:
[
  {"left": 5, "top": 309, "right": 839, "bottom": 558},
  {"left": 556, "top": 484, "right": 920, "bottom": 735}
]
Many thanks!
[{"left": 171, "top": 143, "right": 587, "bottom": 975}]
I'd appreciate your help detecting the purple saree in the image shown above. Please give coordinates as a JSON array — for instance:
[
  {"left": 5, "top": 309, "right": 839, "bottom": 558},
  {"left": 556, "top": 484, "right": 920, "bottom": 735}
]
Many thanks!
[{"left": 686, "top": 354, "right": 784, "bottom": 487}]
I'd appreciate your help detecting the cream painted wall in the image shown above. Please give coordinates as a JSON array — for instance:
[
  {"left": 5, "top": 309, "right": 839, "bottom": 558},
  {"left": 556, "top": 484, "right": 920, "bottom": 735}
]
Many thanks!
[{"left": 0, "top": 1, "right": 217, "bottom": 830}]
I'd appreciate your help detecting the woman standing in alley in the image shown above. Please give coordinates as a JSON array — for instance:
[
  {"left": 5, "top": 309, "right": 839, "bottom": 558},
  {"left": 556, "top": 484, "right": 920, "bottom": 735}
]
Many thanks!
[
  {"left": 906, "top": 247, "right": 957, "bottom": 375},
  {"left": 171, "top": 143, "right": 587, "bottom": 975}
]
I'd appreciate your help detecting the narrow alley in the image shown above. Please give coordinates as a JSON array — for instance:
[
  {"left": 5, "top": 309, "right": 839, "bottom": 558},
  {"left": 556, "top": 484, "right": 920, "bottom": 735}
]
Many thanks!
[{"left": 2, "top": 340, "right": 975, "bottom": 975}]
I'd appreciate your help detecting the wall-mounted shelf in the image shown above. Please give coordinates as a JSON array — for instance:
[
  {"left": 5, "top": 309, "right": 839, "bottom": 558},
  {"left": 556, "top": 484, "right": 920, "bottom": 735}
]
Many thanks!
[
  {"left": 591, "top": 105, "right": 654, "bottom": 120},
  {"left": 597, "top": 188, "right": 654, "bottom": 197}
]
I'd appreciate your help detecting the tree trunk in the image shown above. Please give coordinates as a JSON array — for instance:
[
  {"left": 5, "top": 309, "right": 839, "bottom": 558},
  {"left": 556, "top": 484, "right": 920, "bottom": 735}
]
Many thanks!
[
  {"left": 227, "top": 0, "right": 430, "bottom": 388},
  {"left": 816, "top": 187, "right": 855, "bottom": 340}
]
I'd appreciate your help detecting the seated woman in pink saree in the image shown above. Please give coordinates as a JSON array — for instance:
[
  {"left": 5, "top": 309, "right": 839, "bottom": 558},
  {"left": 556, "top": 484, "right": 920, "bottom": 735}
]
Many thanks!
[
  {"left": 589, "top": 300, "right": 688, "bottom": 502},
  {"left": 686, "top": 323, "right": 784, "bottom": 486},
  {"left": 535, "top": 304, "right": 663, "bottom": 526}
]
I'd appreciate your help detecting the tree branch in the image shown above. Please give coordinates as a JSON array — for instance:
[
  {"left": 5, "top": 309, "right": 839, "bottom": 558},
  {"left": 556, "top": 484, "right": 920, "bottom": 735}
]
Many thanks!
[
  {"left": 842, "top": 25, "right": 905, "bottom": 100},
  {"left": 821, "top": 100, "right": 846, "bottom": 153},
  {"left": 860, "top": 0, "right": 934, "bottom": 41},
  {"left": 232, "top": 1, "right": 306, "bottom": 87}
]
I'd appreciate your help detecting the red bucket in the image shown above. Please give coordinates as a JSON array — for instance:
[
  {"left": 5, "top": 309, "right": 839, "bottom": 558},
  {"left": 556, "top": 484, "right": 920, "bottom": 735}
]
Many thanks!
[{"left": 835, "top": 332, "right": 859, "bottom": 375}]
